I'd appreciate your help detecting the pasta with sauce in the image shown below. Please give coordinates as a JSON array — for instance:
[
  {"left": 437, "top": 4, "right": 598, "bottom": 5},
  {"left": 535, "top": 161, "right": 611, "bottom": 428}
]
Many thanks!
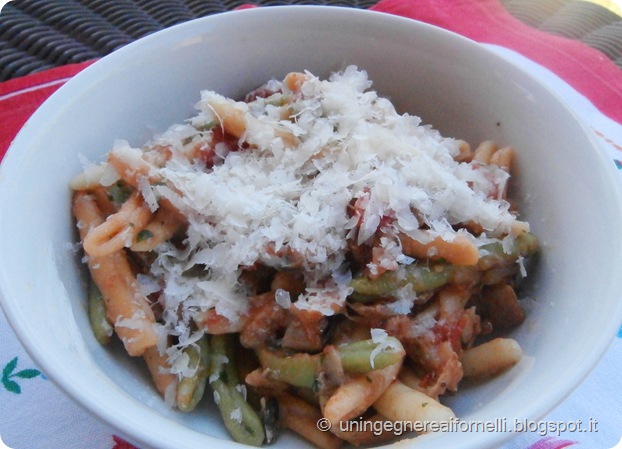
[{"left": 71, "top": 66, "right": 538, "bottom": 448}]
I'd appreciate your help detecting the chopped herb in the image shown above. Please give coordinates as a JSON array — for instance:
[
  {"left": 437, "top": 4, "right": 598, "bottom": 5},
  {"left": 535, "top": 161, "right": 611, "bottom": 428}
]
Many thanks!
[
  {"left": 136, "top": 229, "right": 154, "bottom": 242},
  {"left": 108, "top": 181, "right": 132, "bottom": 204},
  {"left": 193, "top": 120, "right": 218, "bottom": 132},
  {"left": 182, "top": 135, "right": 197, "bottom": 146}
]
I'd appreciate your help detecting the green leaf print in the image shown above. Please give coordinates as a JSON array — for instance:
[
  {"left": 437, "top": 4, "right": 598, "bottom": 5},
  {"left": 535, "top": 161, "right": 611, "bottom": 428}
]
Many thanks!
[
  {"left": 4, "top": 379, "right": 20, "bottom": 394},
  {"left": 2, "top": 357, "right": 17, "bottom": 378},
  {"left": 1, "top": 357, "right": 42, "bottom": 394},
  {"left": 13, "top": 369, "right": 41, "bottom": 379}
]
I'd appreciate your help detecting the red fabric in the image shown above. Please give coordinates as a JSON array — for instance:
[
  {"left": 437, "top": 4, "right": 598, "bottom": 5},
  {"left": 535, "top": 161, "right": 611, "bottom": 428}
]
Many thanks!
[
  {"left": 371, "top": 0, "right": 622, "bottom": 124},
  {"left": 112, "top": 435, "right": 140, "bottom": 449},
  {"left": 2, "top": 2, "right": 622, "bottom": 161},
  {"left": 0, "top": 60, "right": 96, "bottom": 161}
]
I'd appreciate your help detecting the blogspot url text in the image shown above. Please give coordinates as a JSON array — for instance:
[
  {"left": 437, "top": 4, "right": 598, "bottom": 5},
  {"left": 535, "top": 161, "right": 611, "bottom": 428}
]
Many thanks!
[{"left": 316, "top": 417, "right": 599, "bottom": 437}]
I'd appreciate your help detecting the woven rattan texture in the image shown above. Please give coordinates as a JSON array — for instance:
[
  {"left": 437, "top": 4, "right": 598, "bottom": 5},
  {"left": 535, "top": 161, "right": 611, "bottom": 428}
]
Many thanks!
[{"left": 1, "top": 0, "right": 621, "bottom": 81}]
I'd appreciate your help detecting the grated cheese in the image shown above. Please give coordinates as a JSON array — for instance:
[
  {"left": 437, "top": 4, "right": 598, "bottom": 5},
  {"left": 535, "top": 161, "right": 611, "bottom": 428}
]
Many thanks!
[
  {"left": 369, "top": 328, "right": 400, "bottom": 369},
  {"left": 105, "top": 66, "right": 523, "bottom": 374},
  {"left": 230, "top": 407, "right": 243, "bottom": 424}
]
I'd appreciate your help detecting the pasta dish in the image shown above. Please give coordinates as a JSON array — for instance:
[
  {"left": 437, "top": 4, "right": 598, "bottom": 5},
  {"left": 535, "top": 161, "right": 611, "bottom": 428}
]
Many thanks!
[{"left": 70, "top": 66, "right": 538, "bottom": 448}]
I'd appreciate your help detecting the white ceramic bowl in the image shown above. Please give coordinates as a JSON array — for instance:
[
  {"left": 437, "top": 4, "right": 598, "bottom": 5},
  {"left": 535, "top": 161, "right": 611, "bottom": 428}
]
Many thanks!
[{"left": 1, "top": 6, "right": 622, "bottom": 449}]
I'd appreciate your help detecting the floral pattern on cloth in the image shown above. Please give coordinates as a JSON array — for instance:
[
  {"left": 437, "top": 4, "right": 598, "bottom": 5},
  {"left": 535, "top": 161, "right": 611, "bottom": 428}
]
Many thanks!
[
  {"left": 527, "top": 437, "right": 577, "bottom": 449},
  {"left": 1, "top": 357, "right": 42, "bottom": 394}
]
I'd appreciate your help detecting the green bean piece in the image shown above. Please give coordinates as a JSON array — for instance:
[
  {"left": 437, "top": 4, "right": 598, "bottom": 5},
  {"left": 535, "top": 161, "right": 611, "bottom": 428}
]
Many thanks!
[
  {"left": 177, "top": 336, "right": 209, "bottom": 412},
  {"left": 208, "top": 334, "right": 265, "bottom": 447},
  {"left": 88, "top": 281, "right": 113, "bottom": 346},
  {"left": 478, "top": 232, "right": 539, "bottom": 271},
  {"left": 256, "top": 348, "right": 321, "bottom": 389},
  {"left": 256, "top": 337, "right": 405, "bottom": 388},
  {"left": 350, "top": 263, "right": 455, "bottom": 298},
  {"left": 338, "top": 337, "right": 405, "bottom": 373},
  {"left": 350, "top": 232, "right": 539, "bottom": 300}
]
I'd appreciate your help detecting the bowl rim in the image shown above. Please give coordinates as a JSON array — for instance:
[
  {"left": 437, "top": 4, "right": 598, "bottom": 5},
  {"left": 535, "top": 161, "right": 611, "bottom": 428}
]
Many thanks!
[{"left": 1, "top": 5, "right": 622, "bottom": 449}]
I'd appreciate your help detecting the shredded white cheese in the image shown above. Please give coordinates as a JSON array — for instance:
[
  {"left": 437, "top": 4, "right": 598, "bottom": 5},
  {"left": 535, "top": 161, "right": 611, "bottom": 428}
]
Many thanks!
[
  {"left": 105, "top": 66, "right": 523, "bottom": 374},
  {"left": 274, "top": 289, "right": 292, "bottom": 309},
  {"left": 369, "top": 328, "right": 400, "bottom": 369},
  {"left": 235, "top": 384, "right": 248, "bottom": 401},
  {"left": 230, "top": 407, "right": 243, "bottom": 424}
]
